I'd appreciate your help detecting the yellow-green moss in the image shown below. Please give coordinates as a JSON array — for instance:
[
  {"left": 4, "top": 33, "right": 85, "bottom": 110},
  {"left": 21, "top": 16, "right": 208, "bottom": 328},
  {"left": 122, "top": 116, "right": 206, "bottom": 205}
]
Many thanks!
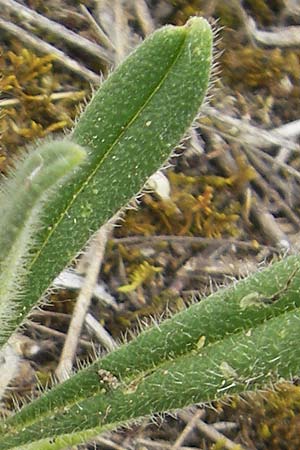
[
  {"left": 221, "top": 46, "right": 300, "bottom": 91},
  {"left": 0, "top": 45, "right": 88, "bottom": 171},
  {"left": 118, "top": 165, "right": 255, "bottom": 239},
  {"left": 227, "top": 384, "right": 300, "bottom": 450}
]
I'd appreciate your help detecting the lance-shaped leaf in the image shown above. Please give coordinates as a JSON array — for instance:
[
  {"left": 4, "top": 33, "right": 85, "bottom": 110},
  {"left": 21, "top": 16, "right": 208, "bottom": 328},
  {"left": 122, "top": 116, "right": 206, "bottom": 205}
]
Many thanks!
[
  {"left": 3, "top": 253, "right": 300, "bottom": 435},
  {"left": 0, "top": 17, "right": 212, "bottom": 344},
  {"left": 1, "top": 307, "right": 300, "bottom": 450}
]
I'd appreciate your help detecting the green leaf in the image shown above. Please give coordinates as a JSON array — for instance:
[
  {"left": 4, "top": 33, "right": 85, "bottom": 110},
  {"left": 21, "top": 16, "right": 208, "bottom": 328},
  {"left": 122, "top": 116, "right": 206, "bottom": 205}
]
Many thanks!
[
  {"left": 2, "top": 307, "right": 300, "bottom": 450},
  {"left": 3, "top": 254, "right": 300, "bottom": 435},
  {"left": 0, "top": 140, "right": 86, "bottom": 346},
  {"left": 5, "top": 17, "right": 212, "bottom": 343}
]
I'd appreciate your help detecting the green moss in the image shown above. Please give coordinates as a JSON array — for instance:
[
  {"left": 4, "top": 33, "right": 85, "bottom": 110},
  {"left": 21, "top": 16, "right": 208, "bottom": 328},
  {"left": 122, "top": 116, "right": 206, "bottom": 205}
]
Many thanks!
[
  {"left": 221, "top": 46, "right": 300, "bottom": 91},
  {"left": 118, "top": 167, "right": 253, "bottom": 239},
  {"left": 0, "top": 45, "right": 88, "bottom": 171},
  {"left": 229, "top": 384, "right": 300, "bottom": 450}
]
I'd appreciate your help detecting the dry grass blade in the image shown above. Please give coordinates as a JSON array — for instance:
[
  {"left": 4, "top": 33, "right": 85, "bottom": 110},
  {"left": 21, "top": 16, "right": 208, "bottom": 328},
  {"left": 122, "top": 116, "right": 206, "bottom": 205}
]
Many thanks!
[
  {"left": 0, "top": 0, "right": 113, "bottom": 63},
  {"left": 0, "top": 17, "right": 100, "bottom": 84}
]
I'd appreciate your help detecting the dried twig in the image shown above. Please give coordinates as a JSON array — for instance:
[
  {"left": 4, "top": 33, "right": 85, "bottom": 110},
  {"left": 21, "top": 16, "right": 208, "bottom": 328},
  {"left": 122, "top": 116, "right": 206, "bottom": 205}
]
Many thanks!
[
  {"left": 53, "top": 268, "right": 118, "bottom": 309},
  {"left": 213, "top": 421, "right": 239, "bottom": 432},
  {"left": 234, "top": 0, "right": 300, "bottom": 47},
  {"left": 135, "top": 439, "right": 196, "bottom": 450},
  {"left": 247, "top": 16, "right": 300, "bottom": 47},
  {"left": 0, "top": 17, "right": 100, "bottom": 84},
  {"left": 90, "top": 436, "right": 127, "bottom": 450},
  {"left": 30, "top": 308, "right": 117, "bottom": 352},
  {"left": 80, "top": 4, "right": 115, "bottom": 52},
  {"left": 251, "top": 197, "right": 291, "bottom": 250},
  {"left": 195, "top": 418, "right": 247, "bottom": 450},
  {"left": 30, "top": 310, "right": 71, "bottom": 321},
  {"left": 113, "top": 235, "right": 275, "bottom": 251},
  {"left": 134, "top": 0, "right": 155, "bottom": 36},
  {"left": 27, "top": 321, "right": 94, "bottom": 350},
  {"left": 85, "top": 313, "right": 117, "bottom": 352},
  {"left": 0, "top": 90, "right": 86, "bottom": 108},
  {"left": 230, "top": 0, "right": 257, "bottom": 46},
  {"left": 179, "top": 411, "right": 249, "bottom": 450},
  {"left": 201, "top": 106, "right": 300, "bottom": 153},
  {"left": 245, "top": 150, "right": 300, "bottom": 227},
  {"left": 113, "top": 0, "right": 130, "bottom": 64},
  {"left": 0, "top": 0, "right": 113, "bottom": 63},
  {"left": 55, "top": 222, "right": 114, "bottom": 382},
  {"left": 274, "top": 119, "right": 300, "bottom": 140},
  {"left": 212, "top": 145, "right": 292, "bottom": 249},
  {"left": 283, "top": 0, "right": 300, "bottom": 17},
  {"left": 274, "top": 120, "right": 300, "bottom": 165},
  {"left": 171, "top": 409, "right": 205, "bottom": 449},
  {"left": 251, "top": 145, "right": 300, "bottom": 183}
]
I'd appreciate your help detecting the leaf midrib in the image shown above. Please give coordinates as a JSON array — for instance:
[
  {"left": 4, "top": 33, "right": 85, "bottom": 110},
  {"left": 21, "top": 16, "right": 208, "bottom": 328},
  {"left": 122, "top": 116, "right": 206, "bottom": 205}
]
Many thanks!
[{"left": 28, "top": 31, "right": 188, "bottom": 272}]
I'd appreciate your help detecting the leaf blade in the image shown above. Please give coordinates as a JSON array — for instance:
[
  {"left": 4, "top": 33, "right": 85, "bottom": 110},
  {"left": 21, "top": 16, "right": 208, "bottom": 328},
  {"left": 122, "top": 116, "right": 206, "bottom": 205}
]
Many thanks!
[{"left": 19, "top": 18, "right": 213, "bottom": 325}]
